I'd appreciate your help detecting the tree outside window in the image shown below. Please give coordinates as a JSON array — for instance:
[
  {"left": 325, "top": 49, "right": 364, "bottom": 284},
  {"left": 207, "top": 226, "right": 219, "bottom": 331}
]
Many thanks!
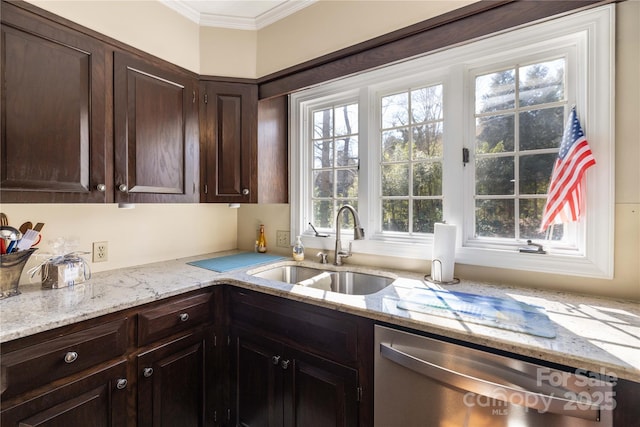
[
  {"left": 380, "top": 85, "right": 444, "bottom": 234},
  {"left": 474, "top": 58, "right": 566, "bottom": 242},
  {"left": 311, "top": 103, "right": 359, "bottom": 231}
]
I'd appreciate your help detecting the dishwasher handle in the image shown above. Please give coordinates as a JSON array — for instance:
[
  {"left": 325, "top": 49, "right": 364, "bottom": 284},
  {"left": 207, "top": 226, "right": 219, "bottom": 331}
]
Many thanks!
[{"left": 380, "top": 342, "right": 602, "bottom": 421}]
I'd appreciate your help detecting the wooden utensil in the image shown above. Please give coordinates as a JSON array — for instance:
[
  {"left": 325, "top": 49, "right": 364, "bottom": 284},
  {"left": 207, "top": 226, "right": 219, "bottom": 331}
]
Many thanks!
[{"left": 19, "top": 222, "right": 33, "bottom": 235}]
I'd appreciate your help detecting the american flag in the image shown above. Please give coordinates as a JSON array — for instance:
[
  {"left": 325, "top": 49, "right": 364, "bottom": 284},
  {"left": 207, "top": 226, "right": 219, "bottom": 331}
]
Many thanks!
[{"left": 539, "top": 107, "right": 596, "bottom": 232}]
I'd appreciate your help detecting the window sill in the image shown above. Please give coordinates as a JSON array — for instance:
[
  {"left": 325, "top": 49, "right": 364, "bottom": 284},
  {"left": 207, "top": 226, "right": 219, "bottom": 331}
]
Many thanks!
[{"left": 300, "top": 234, "right": 613, "bottom": 279}]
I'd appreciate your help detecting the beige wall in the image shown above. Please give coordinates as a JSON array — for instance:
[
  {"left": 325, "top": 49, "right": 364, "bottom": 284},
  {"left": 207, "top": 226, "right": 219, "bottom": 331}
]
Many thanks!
[
  {"left": 200, "top": 26, "right": 257, "bottom": 77},
  {"left": 25, "top": 0, "right": 478, "bottom": 78},
  {"left": 3, "top": 204, "right": 238, "bottom": 281},
  {"left": 28, "top": 0, "right": 201, "bottom": 73},
  {"left": 256, "top": 0, "right": 478, "bottom": 77},
  {"left": 10, "top": 1, "right": 638, "bottom": 300}
]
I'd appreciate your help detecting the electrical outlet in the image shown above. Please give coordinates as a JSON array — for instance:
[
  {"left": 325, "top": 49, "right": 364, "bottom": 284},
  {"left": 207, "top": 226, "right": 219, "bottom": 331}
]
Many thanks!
[
  {"left": 276, "top": 230, "right": 290, "bottom": 248},
  {"left": 93, "top": 241, "right": 108, "bottom": 263}
]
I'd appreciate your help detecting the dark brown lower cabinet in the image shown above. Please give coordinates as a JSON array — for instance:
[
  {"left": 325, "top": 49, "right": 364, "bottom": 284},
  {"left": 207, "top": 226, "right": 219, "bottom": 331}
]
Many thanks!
[
  {"left": 137, "top": 327, "right": 216, "bottom": 427},
  {"left": 232, "top": 327, "right": 358, "bottom": 427},
  {"left": 0, "top": 360, "right": 128, "bottom": 427},
  {"left": 0, "top": 290, "right": 218, "bottom": 427},
  {"left": 227, "top": 286, "right": 371, "bottom": 427}
]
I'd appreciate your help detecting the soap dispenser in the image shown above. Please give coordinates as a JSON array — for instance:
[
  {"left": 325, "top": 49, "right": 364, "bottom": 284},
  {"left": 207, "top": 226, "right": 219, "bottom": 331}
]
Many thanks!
[{"left": 292, "top": 235, "right": 305, "bottom": 261}]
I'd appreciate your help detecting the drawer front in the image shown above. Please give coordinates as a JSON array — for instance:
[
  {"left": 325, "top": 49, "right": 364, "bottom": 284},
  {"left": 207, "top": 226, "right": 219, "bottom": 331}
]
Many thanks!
[
  {"left": 1, "top": 318, "right": 128, "bottom": 398},
  {"left": 1, "top": 360, "right": 128, "bottom": 427},
  {"left": 229, "top": 289, "right": 358, "bottom": 364},
  {"left": 138, "top": 292, "right": 213, "bottom": 346}
]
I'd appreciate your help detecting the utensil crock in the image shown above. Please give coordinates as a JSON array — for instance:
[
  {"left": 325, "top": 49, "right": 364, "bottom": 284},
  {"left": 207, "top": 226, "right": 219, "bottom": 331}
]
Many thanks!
[{"left": 1, "top": 248, "right": 37, "bottom": 298}]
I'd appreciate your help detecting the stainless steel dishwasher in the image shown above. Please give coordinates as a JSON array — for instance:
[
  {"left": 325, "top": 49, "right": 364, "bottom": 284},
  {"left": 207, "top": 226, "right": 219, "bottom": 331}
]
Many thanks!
[{"left": 375, "top": 325, "right": 614, "bottom": 427}]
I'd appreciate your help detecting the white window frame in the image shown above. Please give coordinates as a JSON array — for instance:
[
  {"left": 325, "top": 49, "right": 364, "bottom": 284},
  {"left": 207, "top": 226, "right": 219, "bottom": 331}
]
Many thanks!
[{"left": 290, "top": 6, "right": 614, "bottom": 278}]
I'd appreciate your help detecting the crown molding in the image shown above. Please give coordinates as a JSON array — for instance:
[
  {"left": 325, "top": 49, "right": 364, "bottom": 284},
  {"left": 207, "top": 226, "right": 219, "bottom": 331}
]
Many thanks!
[{"left": 159, "top": 0, "right": 317, "bottom": 31}]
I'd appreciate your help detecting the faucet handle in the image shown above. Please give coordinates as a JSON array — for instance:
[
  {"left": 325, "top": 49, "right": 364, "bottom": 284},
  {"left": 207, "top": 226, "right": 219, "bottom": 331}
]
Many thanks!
[{"left": 317, "top": 252, "right": 328, "bottom": 264}]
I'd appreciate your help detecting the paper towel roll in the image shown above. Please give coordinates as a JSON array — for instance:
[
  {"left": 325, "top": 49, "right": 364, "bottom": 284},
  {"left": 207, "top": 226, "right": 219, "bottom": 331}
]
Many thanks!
[{"left": 432, "top": 223, "right": 456, "bottom": 282}]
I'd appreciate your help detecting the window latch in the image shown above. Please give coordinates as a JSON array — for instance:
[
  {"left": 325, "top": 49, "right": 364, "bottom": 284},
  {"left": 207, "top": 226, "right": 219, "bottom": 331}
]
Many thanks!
[
  {"left": 462, "top": 148, "right": 469, "bottom": 166},
  {"left": 519, "top": 240, "right": 546, "bottom": 254}
]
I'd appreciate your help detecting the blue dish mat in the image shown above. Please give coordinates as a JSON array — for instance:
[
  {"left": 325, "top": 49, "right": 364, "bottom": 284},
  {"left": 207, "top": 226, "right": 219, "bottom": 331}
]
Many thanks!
[
  {"left": 187, "top": 252, "right": 285, "bottom": 272},
  {"left": 397, "top": 288, "right": 556, "bottom": 338}
]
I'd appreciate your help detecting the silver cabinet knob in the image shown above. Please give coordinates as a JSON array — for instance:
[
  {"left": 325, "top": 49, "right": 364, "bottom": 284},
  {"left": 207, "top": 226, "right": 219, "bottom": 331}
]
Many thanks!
[
  {"left": 64, "top": 351, "right": 78, "bottom": 363},
  {"left": 280, "top": 359, "right": 290, "bottom": 370},
  {"left": 179, "top": 313, "right": 189, "bottom": 322},
  {"left": 143, "top": 367, "right": 154, "bottom": 378},
  {"left": 118, "top": 184, "right": 128, "bottom": 192},
  {"left": 271, "top": 355, "right": 281, "bottom": 365},
  {"left": 116, "top": 378, "right": 128, "bottom": 390},
  {"left": 96, "top": 184, "right": 106, "bottom": 192},
  {"left": 242, "top": 188, "right": 249, "bottom": 196}
]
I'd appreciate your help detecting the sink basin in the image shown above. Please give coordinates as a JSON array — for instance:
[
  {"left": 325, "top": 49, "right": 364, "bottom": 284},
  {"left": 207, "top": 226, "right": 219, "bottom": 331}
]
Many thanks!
[{"left": 251, "top": 265, "right": 394, "bottom": 295}]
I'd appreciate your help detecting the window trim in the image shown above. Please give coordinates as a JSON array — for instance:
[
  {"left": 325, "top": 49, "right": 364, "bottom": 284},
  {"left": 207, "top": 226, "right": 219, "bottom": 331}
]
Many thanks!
[{"left": 290, "top": 5, "right": 614, "bottom": 278}]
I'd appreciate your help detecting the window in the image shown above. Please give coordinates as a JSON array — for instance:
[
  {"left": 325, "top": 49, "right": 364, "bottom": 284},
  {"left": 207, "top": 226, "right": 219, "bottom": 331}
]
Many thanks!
[
  {"left": 290, "top": 6, "right": 614, "bottom": 278},
  {"left": 380, "top": 85, "right": 444, "bottom": 234},
  {"left": 311, "top": 103, "right": 359, "bottom": 230},
  {"left": 472, "top": 59, "right": 569, "bottom": 243}
]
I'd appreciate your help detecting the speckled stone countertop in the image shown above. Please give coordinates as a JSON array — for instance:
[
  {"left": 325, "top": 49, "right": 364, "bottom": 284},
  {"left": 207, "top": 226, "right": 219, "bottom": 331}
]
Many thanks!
[{"left": 1, "top": 251, "right": 639, "bottom": 382}]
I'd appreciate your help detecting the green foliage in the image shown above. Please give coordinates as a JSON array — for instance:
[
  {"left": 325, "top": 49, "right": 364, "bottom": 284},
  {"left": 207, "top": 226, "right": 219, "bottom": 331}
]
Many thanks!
[{"left": 475, "top": 60, "right": 565, "bottom": 240}]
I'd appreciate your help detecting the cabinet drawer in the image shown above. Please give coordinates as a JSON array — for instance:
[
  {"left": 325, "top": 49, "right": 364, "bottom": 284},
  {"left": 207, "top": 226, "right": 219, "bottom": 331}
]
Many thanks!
[
  {"left": 1, "top": 360, "right": 128, "bottom": 427},
  {"left": 138, "top": 292, "right": 213, "bottom": 346},
  {"left": 229, "top": 289, "right": 358, "bottom": 363},
  {"left": 1, "top": 318, "right": 128, "bottom": 398}
]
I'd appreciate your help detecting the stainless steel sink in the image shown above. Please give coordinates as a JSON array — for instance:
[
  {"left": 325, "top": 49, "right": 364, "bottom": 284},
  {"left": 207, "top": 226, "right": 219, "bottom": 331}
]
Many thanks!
[{"left": 251, "top": 265, "right": 394, "bottom": 295}]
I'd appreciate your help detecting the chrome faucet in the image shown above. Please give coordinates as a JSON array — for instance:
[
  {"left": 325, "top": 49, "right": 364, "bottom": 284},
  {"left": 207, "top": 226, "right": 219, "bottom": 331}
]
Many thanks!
[{"left": 334, "top": 205, "right": 365, "bottom": 265}]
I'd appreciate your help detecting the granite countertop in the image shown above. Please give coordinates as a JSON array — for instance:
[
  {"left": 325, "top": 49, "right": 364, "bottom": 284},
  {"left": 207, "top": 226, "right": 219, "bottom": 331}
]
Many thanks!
[{"left": 1, "top": 251, "right": 639, "bottom": 383}]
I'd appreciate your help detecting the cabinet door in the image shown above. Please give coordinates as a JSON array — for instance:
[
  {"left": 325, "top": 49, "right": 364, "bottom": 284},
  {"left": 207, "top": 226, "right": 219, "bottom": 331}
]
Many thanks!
[
  {"left": 114, "top": 51, "right": 199, "bottom": 203},
  {"left": 231, "top": 327, "right": 359, "bottom": 427},
  {"left": 137, "top": 328, "right": 215, "bottom": 427},
  {"left": 285, "top": 349, "right": 358, "bottom": 427},
  {"left": 0, "top": 2, "right": 109, "bottom": 203},
  {"left": 200, "top": 81, "right": 257, "bottom": 203},
  {"left": 0, "top": 360, "right": 128, "bottom": 426},
  {"left": 232, "top": 328, "right": 284, "bottom": 427},
  {"left": 257, "top": 96, "right": 288, "bottom": 204}
]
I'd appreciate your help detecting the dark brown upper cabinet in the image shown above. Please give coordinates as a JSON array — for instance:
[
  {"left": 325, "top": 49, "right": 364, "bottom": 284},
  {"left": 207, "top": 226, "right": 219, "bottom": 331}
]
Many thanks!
[
  {"left": 257, "top": 95, "right": 288, "bottom": 204},
  {"left": 0, "top": 2, "right": 110, "bottom": 203},
  {"left": 114, "top": 51, "right": 199, "bottom": 204},
  {"left": 199, "top": 81, "right": 257, "bottom": 203},
  {"left": 1, "top": 1, "right": 199, "bottom": 204},
  {"left": 199, "top": 81, "right": 288, "bottom": 204}
]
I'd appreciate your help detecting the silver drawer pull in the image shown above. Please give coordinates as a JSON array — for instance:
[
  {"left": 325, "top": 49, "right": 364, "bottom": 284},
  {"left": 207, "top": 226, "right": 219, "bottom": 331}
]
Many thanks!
[
  {"left": 179, "top": 313, "right": 189, "bottom": 322},
  {"left": 271, "top": 355, "right": 281, "bottom": 365},
  {"left": 143, "top": 367, "right": 154, "bottom": 378},
  {"left": 280, "top": 359, "right": 290, "bottom": 370},
  {"left": 116, "top": 378, "right": 128, "bottom": 390},
  {"left": 64, "top": 351, "right": 78, "bottom": 363}
]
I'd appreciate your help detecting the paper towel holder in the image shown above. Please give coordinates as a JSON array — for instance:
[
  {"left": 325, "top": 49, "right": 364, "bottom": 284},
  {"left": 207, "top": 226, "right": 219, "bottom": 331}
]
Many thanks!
[
  {"left": 424, "top": 259, "right": 460, "bottom": 285},
  {"left": 424, "top": 275, "right": 460, "bottom": 285}
]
